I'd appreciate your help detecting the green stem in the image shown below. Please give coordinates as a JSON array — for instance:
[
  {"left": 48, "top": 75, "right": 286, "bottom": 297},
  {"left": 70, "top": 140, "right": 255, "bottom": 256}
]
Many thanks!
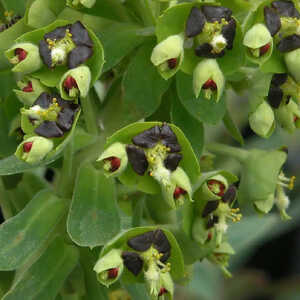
[
  {"left": 57, "top": 137, "right": 74, "bottom": 198},
  {"left": 205, "top": 143, "right": 249, "bottom": 162},
  {"left": 0, "top": 179, "right": 14, "bottom": 219},
  {"left": 81, "top": 95, "right": 98, "bottom": 135}
]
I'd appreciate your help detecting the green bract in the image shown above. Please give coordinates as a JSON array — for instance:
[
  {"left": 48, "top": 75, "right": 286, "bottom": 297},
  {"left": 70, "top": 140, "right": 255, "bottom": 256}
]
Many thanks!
[
  {"left": 15, "top": 136, "right": 53, "bottom": 163},
  {"left": 5, "top": 42, "right": 42, "bottom": 73}
]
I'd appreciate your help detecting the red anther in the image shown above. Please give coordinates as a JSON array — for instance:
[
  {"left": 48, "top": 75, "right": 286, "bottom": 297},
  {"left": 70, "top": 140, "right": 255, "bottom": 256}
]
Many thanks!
[
  {"left": 207, "top": 179, "right": 226, "bottom": 197},
  {"left": 107, "top": 268, "right": 119, "bottom": 279},
  {"left": 202, "top": 79, "right": 217, "bottom": 91},
  {"left": 63, "top": 76, "right": 78, "bottom": 91},
  {"left": 173, "top": 187, "right": 187, "bottom": 199},
  {"left": 23, "top": 142, "right": 33, "bottom": 153},
  {"left": 15, "top": 48, "right": 27, "bottom": 62},
  {"left": 167, "top": 58, "right": 177, "bottom": 69},
  {"left": 158, "top": 287, "right": 168, "bottom": 296},
  {"left": 207, "top": 232, "right": 212, "bottom": 241},
  {"left": 106, "top": 156, "right": 121, "bottom": 172},
  {"left": 259, "top": 43, "right": 271, "bottom": 56},
  {"left": 22, "top": 81, "right": 33, "bottom": 93}
]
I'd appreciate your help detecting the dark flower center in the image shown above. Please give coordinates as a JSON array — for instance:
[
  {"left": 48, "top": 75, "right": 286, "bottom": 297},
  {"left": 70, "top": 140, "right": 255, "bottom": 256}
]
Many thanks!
[
  {"left": 22, "top": 81, "right": 33, "bottom": 93},
  {"left": 167, "top": 58, "right": 177, "bottom": 69},
  {"left": 105, "top": 156, "right": 121, "bottom": 172},
  {"left": 173, "top": 187, "right": 187, "bottom": 199},
  {"left": 259, "top": 43, "right": 271, "bottom": 56},
  {"left": 63, "top": 76, "right": 78, "bottom": 91},
  {"left": 23, "top": 142, "right": 33, "bottom": 153},
  {"left": 158, "top": 287, "right": 168, "bottom": 296},
  {"left": 207, "top": 179, "right": 226, "bottom": 196},
  {"left": 202, "top": 79, "right": 217, "bottom": 90},
  {"left": 15, "top": 48, "right": 27, "bottom": 62},
  {"left": 107, "top": 268, "right": 119, "bottom": 279}
]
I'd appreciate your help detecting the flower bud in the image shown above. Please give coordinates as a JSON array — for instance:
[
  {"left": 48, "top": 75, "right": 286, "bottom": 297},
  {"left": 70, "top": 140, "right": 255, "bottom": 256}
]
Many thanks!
[
  {"left": 161, "top": 167, "right": 192, "bottom": 209},
  {"left": 14, "top": 78, "right": 49, "bottom": 106},
  {"left": 15, "top": 136, "right": 54, "bottom": 163},
  {"left": 5, "top": 42, "right": 42, "bottom": 74},
  {"left": 97, "top": 142, "right": 128, "bottom": 177},
  {"left": 93, "top": 249, "right": 124, "bottom": 288},
  {"left": 59, "top": 65, "right": 91, "bottom": 99},
  {"left": 151, "top": 34, "right": 184, "bottom": 80},
  {"left": 249, "top": 100, "right": 275, "bottom": 138},
  {"left": 208, "top": 241, "right": 234, "bottom": 277},
  {"left": 193, "top": 59, "right": 224, "bottom": 101},
  {"left": 275, "top": 99, "right": 300, "bottom": 133},
  {"left": 243, "top": 24, "right": 273, "bottom": 64},
  {"left": 284, "top": 48, "right": 300, "bottom": 83},
  {"left": 201, "top": 174, "right": 228, "bottom": 201}
]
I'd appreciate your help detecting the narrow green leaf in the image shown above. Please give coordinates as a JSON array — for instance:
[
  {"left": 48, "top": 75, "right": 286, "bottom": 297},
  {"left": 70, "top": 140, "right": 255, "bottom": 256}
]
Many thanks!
[
  {"left": 223, "top": 110, "right": 244, "bottom": 145},
  {"left": 3, "top": 237, "right": 79, "bottom": 300},
  {"left": 171, "top": 90, "right": 204, "bottom": 158},
  {"left": 67, "top": 164, "right": 120, "bottom": 247},
  {"left": 0, "top": 189, "right": 66, "bottom": 270},
  {"left": 122, "top": 42, "right": 171, "bottom": 120},
  {"left": 176, "top": 71, "right": 226, "bottom": 125}
]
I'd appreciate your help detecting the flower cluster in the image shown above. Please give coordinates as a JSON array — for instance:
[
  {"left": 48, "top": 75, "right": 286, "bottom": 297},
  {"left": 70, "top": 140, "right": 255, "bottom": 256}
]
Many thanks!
[
  {"left": 94, "top": 228, "right": 181, "bottom": 300},
  {"left": 98, "top": 123, "right": 194, "bottom": 209},
  {"left": 4, "top": 19, "right": 100, "bottom": 164}
]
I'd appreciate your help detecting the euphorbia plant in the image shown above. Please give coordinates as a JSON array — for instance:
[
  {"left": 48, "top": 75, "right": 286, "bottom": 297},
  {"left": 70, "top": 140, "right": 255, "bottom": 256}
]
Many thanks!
[{"left": 0, "top": 0, "right": 299, "bottom": 299}]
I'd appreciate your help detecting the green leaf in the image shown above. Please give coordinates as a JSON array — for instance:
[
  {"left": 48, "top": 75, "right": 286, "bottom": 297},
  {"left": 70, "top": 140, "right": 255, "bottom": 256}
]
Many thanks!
[
  {"left": 0, "top": 70, "right": 16, "bottom": 101},
  {"left": 3, "top": 237, "right": 79, "bottom": 300},
  {"left": 176, "top": 71, "right": 227, "bottom": 125},
  {"left": 67, "top": 164, "right": 120, "bottom": 247},
  {"left": 223, "top": 110, "right": 244, "bottom": 145},
  {"left": 1, "top": 0, "right": 26, "bottom": 16},
  {"left": 122, "top": 42, "right": 171, "bottom": 120},
  {"left": 0, "top": 104, "right": 18, "bottom": 158},
  {"left": 124, "top": 284, "right": 151, "bottom": 300},
  {"left": 98, "top": 22, "right": 147, "bottom": 73},
  {"left": 101, "top": 226, "right": 185, "bottom": 281},
  {"left": 0, "top": 189, "right": 66, "bottom": 270},
  {"left": 25, "top": 0, "right": 66, "bottom": 28},
  {"left": 171, "top": 90, "right": 204, "bottom": 158}
]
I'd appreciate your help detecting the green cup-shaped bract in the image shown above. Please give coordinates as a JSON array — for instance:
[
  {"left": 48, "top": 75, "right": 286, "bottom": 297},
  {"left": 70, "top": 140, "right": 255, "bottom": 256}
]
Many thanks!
[
  {"left": 249, "top": 100, "right": 275, "bottom": 138},
  {"left": 284, "top": 48, "right": 300, "bottom": 83},
  {"left": 275, "top": 100, "right": 300, "bottom": 133},
  {"left": 5, "top": 42, "right": 42, "bottom": 74},
  {"left": 93, "top": 249, "right": 124, "bottom": 288},
  {"left": 15, "top": 136, "right": 54, "bottom": 164},
  {"left": 193, "top": 59, "right": 225, "bottom": 102},
  {"left": 238, "top": 149, "right": 287, "bottom": 212},
  {"left": 243, "top": 24, "right": 272, "bottom": 49},
  {"left": 14, "top": 78, "right": 49, "bottom": 106},
  {"left": 243, "top": 24, "right": 273, "bottom": 65},
  {"left": 151, "top": 34, "right": 184, "bottom": 80},
  {"left": 59, "top": 65, "right": 91, "bottom": 100},
  {"left": 161, "top": 167, "right": 192, "bottom": 209},
  {"left": 97, "top": 142, "right": 128, "bottom": 177}
]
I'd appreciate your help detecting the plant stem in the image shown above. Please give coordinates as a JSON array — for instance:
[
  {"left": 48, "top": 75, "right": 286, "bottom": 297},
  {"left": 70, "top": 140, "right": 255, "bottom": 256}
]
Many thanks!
[
  {"left": 205, "top": 143, "right": 249, "bottom": 162},
  {"left": 57, "top": 137, "right": 74, "bottom": 198},
  {"left": 81, "top": 95, "right": 99, "bottom": 135}
]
